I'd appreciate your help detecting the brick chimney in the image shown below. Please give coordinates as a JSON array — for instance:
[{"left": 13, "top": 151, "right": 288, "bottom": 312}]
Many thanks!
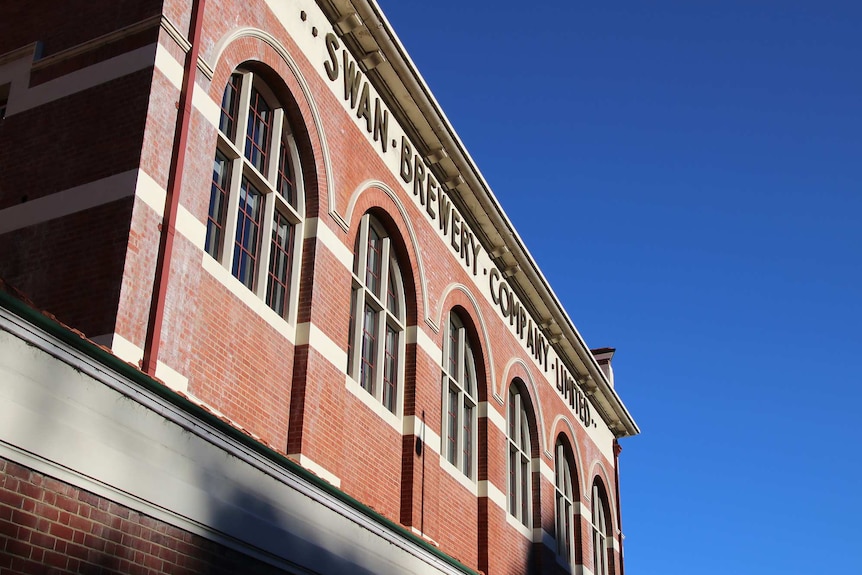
[{"left": 591, "top": 347, "right": 616, "bottom": 388}]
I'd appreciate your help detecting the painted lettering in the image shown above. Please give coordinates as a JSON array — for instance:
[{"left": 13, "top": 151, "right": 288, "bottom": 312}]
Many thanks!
[
  {"left": 343, "top": 51, "right": 362, "bottom": 107},
  {"left": 438, "top": 193, "right": 452, "bottom": 235},
  {"left": 373, "top": 100, "right": 389, "bottom": 152},
  {"left": 450, "top": 210, "right": 461, "bottom": 253},
  {"left": 324, "top": 33, "right": 340, "bottom": 81},
  {"left": 426, "top": 175, "right": 438, "bottom": 219},
  {"left": 413, "top": 157, "right": 426, "bottom": 205},
  {"left": 356, "top": 82, "right": 372, "bottom": 132},
  {"left": 400, "top": 137, "right": 413, "bottom": 183}
]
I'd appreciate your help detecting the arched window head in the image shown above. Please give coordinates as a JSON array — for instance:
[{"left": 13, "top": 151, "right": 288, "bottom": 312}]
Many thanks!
[
  {"left": 205, "top": 69, "right": 304, "bottom": 321},
  {"left": 442, "top": 312, "right": 479, "bottom": 479},
  {"left": 347, "top": 214, "right": 406, "bottom": 414},
  {"left": 555, "top": 438, "right": 577, "bottom": 568},
  {"left": 507, "top": 383, "right": 533, "bottom": 527},
  {"left": 591, "top": 481, "right": 612, "bottom": 575}
]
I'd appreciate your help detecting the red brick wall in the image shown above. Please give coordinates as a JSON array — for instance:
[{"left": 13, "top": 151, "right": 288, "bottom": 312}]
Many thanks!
[
  {"left": 0, "top": 458, "right": 288, "bottom": 575},
  {"left": 0, "top": 1, "right": 629, "bottom": 573}
]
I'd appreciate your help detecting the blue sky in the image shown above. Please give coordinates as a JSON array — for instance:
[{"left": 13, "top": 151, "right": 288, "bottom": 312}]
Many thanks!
[{"left": 377, "top": 1, "right": 861, "bottom": 573}]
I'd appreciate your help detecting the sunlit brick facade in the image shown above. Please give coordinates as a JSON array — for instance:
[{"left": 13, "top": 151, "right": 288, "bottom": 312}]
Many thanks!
[{"left": 0, "top": 1, "right": 638, "bottom": 574}]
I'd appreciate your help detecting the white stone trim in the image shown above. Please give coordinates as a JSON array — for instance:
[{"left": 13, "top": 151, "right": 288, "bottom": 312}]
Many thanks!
[
  {"left": 193, "top": 81, "right": 221, "bottom": 128},
  {"left": 295, "top": 321, "right": 346, "bottom": 370},
  {"left": 288, "top": 453, "right": 341, "bottom": 488},
  {"left": 18, "top": 44, "right": 158, "bottom": 114},
  {"left": 108, "top": 331, "right": 143, "bottom": 365},
  {"left": 154, "top": 42, "right": 219, "bottom": 125},
  {"left": 133, "top": 168, "right": 166, "bottom": 215},
  {"left": 478, "top": 400, "right": 506, "bottom": 432},
  {"left": 174, "top": 199, "right": 207, "bottom": 249},
  {"left": 537, "top": 528, "right": 555, "bottom": 547},
  {"left": 580, "top": 503, "right": 592, "bottom": 524},
  {"left": 575, "top": 501, "right": 589, "bottom": 517},
  {"left": 406, "top": 325, "right": 441, "bottom": 361},
  {"left": 477, "top": 479, "right": 506, "bottom": 510},
  {"left": 134, "top": 170, "right": 206, "bottom": 247},
  {"left": 408, "top": 527, "right": 440, "bottom": 548},
  {"left": 154, "top": 42, "right": 184, "bottom": 89},
  {"left": 540, "top": 459, "right": 555, "bottom": 484},
  {"left": 403, "top": 415, "right": 441, "bottom": 456},
  {"left": 0, "top": 44, "right": 37, "bottom": 118},
  {"left": 307, "top": 217, "right": 352, "bottom": 270},
  {"left": 109, "top": 333, "right": 189, "bottom": 394},
  {"left": 0, "top": 170, "right": 137, "bottom": 234}
]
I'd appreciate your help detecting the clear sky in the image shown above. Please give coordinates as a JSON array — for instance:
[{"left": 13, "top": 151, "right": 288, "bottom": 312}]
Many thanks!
[{"left": 377, "top": 1, "right": 861, "bottom": 573}]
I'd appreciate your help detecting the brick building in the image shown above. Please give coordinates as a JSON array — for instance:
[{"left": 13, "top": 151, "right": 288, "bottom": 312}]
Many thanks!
[{"left": 0, "top": 1, "right": 639, "bottom": 573}]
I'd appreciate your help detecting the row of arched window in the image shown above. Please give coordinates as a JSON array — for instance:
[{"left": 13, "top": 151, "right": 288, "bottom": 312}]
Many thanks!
[{"left": 203, "top": 65, "right": 614, "bottom": 574}]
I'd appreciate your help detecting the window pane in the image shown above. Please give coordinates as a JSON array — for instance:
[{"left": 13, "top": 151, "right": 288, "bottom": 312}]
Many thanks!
[
  {"left": 447, "top": 319, "right": 458, "bottom": 377},
  {"left": 206, "top": 152, "right": 231, "bottom": 258},
  {"left": 245, "top": 88, "right": 271, "bottom": 173},
  {"left": 386, "top": 268, "right": 399, "bottom": 316},
  {"left": 520, "top": 411, "right": 530, "bottom": 452},
  {"left": 349, "top": 215, "right": 405, "bottom": 412},
  {"left": 509, "top": 447, "right": 517, "bottom": 515},
  {"left": 232, "top": 179, "right": 262, "bottom": 289},
  {"left": 508, "top": 393, "right": 516, "bottom": 439},
  {"left": 563, "top": 500, "right": 572, "bottom": 560},
  {"left": 463, "top": 403, "right": 472, "bottom": 477},
  {"left": 219, "top": 74, "right": 240, "bottom": 138},
  {"left": 447, "top": 388, "right": 458, "bottom": 464},
  {"left": 383, "top": 325, "right": 398, "bottom": 412},
  {"left": 360, "top": 304, "right": 377, "bottom": 393},
  {"left": 520, "top": 455, "right": 529, "bottom": 525},
  {"left": 266, "top": 211, "right": 293, "bottom": 316},
  {"left": 365, "top": 226, "right": 382, "bottom": 296},
  {"left": 464, "top": 343, "right": 477, "bottom": 397},
  {"left": 277, "top": 138, "right": 296, "bottom": 206},
  {"left": 347, "top": 291, "right": 357, "bottom": 372}
]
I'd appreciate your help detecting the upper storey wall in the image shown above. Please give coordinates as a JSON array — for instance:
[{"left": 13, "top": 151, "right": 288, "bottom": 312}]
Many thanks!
[{"left": 0, "top": 0, "right": 164, "bottom": 57}]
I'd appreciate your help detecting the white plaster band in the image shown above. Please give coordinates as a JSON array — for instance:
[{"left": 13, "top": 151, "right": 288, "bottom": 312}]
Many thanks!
[{"left": 0, "top": 171, "right": 138, "bottom": 235}]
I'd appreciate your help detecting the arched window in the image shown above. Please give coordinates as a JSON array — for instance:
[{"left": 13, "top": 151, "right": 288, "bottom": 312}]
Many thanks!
[
  {"left": 507, "top": 383, "right": 533, "bottom": 526},
  {"left": 347, "top": 213, "right": 406, "bottom": 414},
  {"left": 442, "top": 312, "right": 478, "bottom": 478},
  {"left": 591, "top": 481, "right": 611, "bottom": 575},
  {"left": 205, "top": 69, "right": 304, "bottom": 320},
  {"left": 555, "top": 438, "right": 577, "bottom": 567}
]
